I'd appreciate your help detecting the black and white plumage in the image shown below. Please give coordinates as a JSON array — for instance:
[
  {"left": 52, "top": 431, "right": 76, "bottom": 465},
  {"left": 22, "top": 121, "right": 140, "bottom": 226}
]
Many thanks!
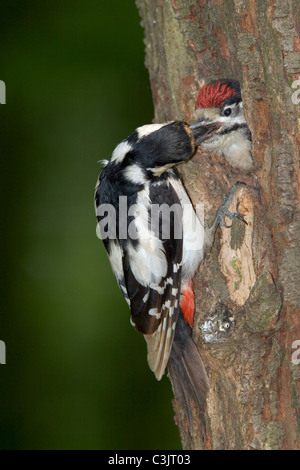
[{"left": 95, "top": 121, "right": 212, "bottom": 380}]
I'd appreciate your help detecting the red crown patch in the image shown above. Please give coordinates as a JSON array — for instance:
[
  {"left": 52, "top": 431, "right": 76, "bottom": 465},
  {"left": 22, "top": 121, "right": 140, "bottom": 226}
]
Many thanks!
[{"left": 195, "top": 81, "right": 236, "bottom": 109}]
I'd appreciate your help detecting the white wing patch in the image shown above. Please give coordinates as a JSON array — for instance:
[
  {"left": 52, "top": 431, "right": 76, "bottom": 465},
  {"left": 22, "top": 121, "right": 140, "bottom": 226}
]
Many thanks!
[
  {"left": 136, "top": 123, "right": 167, "bottom": 139},
  {"left": 124, "top": 164, "right": 146, "bottom": 184},
  {"left": 111, "top": 140, "right": 132, "bottom": 164},
  {"left": 128, "top": 187, "right": 168, "bottom": 286},
  {"left": 108, "top": 242, "right": 124, "bottom": 281}
]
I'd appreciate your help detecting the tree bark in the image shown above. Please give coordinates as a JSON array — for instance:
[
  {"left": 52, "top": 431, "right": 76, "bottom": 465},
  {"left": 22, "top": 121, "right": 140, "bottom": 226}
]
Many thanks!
[{"left": 136, "top": 0, "right": 300, "bottom": 450}]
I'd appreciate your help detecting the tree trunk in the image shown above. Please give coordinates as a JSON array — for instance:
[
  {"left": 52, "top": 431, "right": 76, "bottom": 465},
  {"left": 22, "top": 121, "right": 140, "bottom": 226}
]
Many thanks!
[{"left": 136, "top": 0, "right": 300, "bottom": 450}]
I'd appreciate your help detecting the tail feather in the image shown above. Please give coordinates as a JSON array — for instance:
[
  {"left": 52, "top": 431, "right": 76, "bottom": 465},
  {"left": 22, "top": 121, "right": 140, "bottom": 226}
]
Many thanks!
[{"left": 167, "top": 313, "right": 209, "bottom": 441}]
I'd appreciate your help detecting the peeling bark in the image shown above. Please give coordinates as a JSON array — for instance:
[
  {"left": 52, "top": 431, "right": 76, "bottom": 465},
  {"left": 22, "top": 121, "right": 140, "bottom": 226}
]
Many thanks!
[{"left": 136, "top": 0, "right": 300, "bottom": 450}]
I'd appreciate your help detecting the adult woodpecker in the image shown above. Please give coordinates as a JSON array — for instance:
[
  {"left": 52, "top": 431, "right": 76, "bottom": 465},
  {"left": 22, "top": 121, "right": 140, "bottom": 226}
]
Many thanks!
[{"left": 94, "top": 79, "right": 250, "bottom": 431}]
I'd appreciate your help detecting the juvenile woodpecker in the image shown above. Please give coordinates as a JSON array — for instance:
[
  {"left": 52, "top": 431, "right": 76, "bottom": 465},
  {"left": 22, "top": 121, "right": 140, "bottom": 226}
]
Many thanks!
[
  {"left": 192, "top": 79, "right": 253, "bottom": 172},
  {"left": 94, "top": 79, "right": 249, "bottom": 429}
]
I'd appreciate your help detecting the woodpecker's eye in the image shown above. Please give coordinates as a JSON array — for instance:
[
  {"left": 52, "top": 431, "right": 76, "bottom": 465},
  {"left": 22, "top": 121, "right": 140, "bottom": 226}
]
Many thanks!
[{"left": 223, "top": 108, "right": 232, "bottom": 117}]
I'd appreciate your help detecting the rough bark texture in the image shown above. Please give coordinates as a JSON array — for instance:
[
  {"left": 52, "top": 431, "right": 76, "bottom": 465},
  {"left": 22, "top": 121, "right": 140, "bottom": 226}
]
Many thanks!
[{"left": 136, "top": 0, "right": 300, "bottom": 450}]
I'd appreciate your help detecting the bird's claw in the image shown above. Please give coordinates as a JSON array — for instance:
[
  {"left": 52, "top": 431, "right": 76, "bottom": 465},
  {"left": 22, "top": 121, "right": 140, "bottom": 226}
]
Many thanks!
[
  {"left": 218, "top": 210, "right": 247, "bottom": 228},
  {"left": 216, "top": 182, "right": 247, "bottom": 228}
]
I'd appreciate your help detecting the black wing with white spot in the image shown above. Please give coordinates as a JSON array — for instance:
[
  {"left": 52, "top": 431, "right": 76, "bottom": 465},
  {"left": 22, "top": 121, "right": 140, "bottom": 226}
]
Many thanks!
[
  {"left": 122, "top": 176, "right": 183, "bottom": 380},
  {"left": 95, "top": 171, "right": 183, "bottom": 380}
]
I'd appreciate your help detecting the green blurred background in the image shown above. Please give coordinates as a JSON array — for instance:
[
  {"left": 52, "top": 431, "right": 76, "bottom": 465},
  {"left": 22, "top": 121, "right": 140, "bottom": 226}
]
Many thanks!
[{"left": 0, "top": 0, "right": 180, "bottom": 449}]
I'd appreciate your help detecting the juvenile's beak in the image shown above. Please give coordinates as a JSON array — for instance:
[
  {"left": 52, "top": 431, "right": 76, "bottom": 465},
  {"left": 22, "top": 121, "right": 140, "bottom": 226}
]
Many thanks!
[{"left": 190, "top": 118, "right": 223, "bottom": 145}]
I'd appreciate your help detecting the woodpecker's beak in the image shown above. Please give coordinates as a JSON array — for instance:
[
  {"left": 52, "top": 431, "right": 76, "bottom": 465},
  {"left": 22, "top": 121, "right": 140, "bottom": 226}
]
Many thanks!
[{"left": 189, "top": 118, "right": 223, "bottom": 145}]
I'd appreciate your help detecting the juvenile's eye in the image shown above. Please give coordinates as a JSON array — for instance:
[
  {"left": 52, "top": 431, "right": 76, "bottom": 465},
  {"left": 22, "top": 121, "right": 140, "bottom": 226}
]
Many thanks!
[{"left": 223, "top": 108, "right": 232, "bottom": 116}]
